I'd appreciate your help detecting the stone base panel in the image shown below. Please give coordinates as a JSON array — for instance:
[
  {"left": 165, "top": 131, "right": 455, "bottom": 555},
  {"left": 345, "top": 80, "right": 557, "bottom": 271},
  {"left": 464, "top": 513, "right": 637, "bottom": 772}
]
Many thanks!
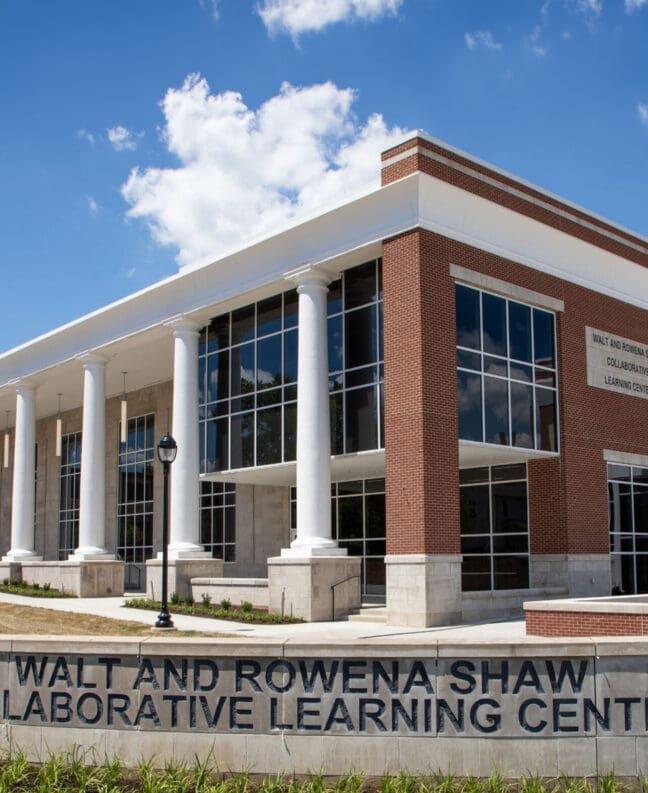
[
  {"left": 146, "top": 558, "right": 223, "bottom": 601},
  {"left": 462, "top": 587, "right": 567, "bottom": 624},
  {"left": 191, "top": 578, "right": 269, "bottom": 608},
  {"left": 0, "top": 562, "right": 23, "bottom": 584},
  {"left": 8, "top": 728, "right": 648, "bottom": 778},
  {"left": 385, "top": 555, "right": 462, "bottom": 628},
  {"left": 17, "top": 560, "right": 124, "bottom": 597},
  {"left": 267, "top": 555, "right": 361, "bottom": 621},
  {"left": 530, "top": 554, "right": 612, "bottom": 598}
]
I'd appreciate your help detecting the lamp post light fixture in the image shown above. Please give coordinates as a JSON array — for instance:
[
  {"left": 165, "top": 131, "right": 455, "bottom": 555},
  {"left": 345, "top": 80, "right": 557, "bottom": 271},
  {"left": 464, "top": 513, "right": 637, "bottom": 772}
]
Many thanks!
[{"left": 156, "top": 432, "right": 177, "bottom": 629}]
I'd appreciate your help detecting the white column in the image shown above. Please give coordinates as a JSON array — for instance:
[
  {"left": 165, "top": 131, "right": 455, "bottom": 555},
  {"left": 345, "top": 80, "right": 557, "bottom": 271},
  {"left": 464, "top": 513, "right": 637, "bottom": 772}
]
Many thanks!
[
  {"left": 283, "top": 265, "right": 344, "bottom": 557},
  {"left": 3, "top": 381, "right": 41, "bottom": 561},
  {"left": 166, "top": 317, "right": 206, "bottom": 558},
  {"left": 71, "top": 353, "right": 111, "bottom": 559}
]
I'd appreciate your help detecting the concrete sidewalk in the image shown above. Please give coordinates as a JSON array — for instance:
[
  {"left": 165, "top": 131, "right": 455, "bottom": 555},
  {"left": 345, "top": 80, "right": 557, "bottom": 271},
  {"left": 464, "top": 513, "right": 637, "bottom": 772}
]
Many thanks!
[{"left": 0, "top": 589, "right": 542, "bottom": 644}]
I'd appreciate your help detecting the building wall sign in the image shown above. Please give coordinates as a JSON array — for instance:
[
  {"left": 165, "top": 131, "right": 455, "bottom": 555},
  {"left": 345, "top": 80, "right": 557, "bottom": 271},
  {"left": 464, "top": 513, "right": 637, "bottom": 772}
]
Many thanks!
[
  {"left": 2, "top": 652, "right": 646, "bottom": 738},
  {"left": 586, "top": 326, "right": 648, "bottom": 400},
  {"left": 4, "top": 644, "right": 648, "bottom": 775}
]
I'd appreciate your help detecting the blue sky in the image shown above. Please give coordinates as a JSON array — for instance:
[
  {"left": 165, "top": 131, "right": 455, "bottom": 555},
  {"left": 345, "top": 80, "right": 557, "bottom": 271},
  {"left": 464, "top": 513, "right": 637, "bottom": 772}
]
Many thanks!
[{"left": 1, "top": 0, "right": 646, "bottom": 352}]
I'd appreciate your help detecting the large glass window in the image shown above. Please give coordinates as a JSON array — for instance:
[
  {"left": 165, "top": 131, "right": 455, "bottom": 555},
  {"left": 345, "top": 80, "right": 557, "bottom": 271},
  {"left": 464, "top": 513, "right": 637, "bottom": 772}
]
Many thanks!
[
  {"left": 200, "top": 481, "right": 236, "bottom": 561},
  {"left": 460, "top": 464, "right": 529, "bottom": 592},
  {"left": 58, "top": 432, "right": 81, "bottom": 559},
  {"left": 609, "top": 463, "right": 648, "bottom": 594},
  {"left": 456, "top": 284, "right": 558, "bottom": 452},
  {"left": 199, "top": 259, "right": 384, "bottom": 472},
  {"left": 117, "top": 414, "right": 155, "bottom": 591},
  {"left": 290, "top": 478, "right": 386, "bottom": 595}
]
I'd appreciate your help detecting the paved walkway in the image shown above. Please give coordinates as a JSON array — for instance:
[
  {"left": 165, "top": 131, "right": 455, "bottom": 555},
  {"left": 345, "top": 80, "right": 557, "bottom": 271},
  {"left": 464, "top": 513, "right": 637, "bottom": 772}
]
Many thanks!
[{"left": 0, "top": 590, "right": 539, "bottom": 644}]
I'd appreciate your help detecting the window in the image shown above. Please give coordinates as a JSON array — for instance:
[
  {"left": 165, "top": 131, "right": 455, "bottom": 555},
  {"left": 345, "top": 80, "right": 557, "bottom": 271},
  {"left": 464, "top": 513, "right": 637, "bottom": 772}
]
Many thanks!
[
  {"left": 456, "top": 284, "right": 558, "bottom": 452},
  {"left": 460, "top": 464, "right": 529, "bottom": 591},
  {"left": 58, "top": 432, "right": 81, "bottom": 559},
  {"left": 117, "top": 415, "right": 155, "bottom": 589},
  {"left": 290, "top": 477, "right": 386, "bottom": 595},
  {"left": 609, "top": 463, "right": 648, "bottom": 594},
  {"left": 199, "top": 259, "right": 384, "bottom": 472},
  {"left": 200, "top": 481, "right": 236, "bottom": 561}
]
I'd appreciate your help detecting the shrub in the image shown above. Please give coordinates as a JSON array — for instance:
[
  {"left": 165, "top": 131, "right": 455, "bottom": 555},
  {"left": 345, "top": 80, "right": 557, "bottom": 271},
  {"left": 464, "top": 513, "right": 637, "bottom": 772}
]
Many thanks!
[
  {"left": 2, "top": 578, "right": 9, "bottom": 586},
  {"left": 184, "top": 594, "right": 195, "bottom": 606},
  {"left": 31, "top": 582, "right": 40, "bottom": 590},
  {"left": 220, "top": 598, "right": 231, "bottom": 611},
  {"left": 170, "top": 591, "right": 180, "bottom": 604},
  {"left": 43, "top": 582, "right": 51, "bottom": 591},
  {"left": 201, "top": 592, "right": 212, "bottom": 607},
  {"left": 241, "top": 600, "right": 253, "bottom": 612}
]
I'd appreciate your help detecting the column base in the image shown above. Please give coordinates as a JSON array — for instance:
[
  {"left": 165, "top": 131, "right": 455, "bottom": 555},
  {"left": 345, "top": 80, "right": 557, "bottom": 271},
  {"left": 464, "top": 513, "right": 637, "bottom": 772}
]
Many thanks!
[
  {"left": 145, "top": 557, "right": 224, "bottom": 600},
  {"left": 267, "top": 555, "right": 361, "bottom": 621},
  {"left": 530, "top": 553, "right": 611, "bottom": 597},
  {"left": 20, "top": 560, "right": 124, "bottom": 597},
  {"left": 165, "top": 547, "right": 213, "bottom": 561},
  {"left": 2, "top": 551, "right": 42, "bottom": 562},
  {"left": 69, "top": 548, "right": 113, "bottom": 561},
  {"left": 281, "top": 542, "right": 347, "bottom": 558},
  {"left": 385, "top": 554, "right": 462, "bottom": 627}
]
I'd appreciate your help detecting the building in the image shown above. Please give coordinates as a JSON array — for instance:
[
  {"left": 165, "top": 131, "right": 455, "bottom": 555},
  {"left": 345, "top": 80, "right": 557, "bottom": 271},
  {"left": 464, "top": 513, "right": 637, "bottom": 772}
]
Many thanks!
[{"left": 0, "top": 132, "right": 646, "bottom": 625}]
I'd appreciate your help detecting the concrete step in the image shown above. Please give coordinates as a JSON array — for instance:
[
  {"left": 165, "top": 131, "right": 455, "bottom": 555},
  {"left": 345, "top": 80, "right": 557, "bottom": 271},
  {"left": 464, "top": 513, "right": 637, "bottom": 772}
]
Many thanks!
[{"left": 346, "top": 606, "right": 388, "bottom": 623}]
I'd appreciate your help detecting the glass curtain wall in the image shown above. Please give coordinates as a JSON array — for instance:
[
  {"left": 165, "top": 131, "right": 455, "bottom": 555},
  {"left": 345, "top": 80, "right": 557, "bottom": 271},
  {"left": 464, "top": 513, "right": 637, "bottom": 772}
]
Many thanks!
[
  {"left": 456, "top": 284, "right": 558, "bottom": 451},
  {"left": 117, "top": 414, "right": 155, "bottom": 591},
  {"left": 460, "top": 463, "right": 529, "bottom": 591},
  {"left": 609, "top": 463, "right": 648, "bottom": 593},
  {"left": 291, "top": 478, "right": 386, "bottom": 595},
  {"left": 199, "top": 259, "right": 384, "bottom": 473},
  {"left": 200, "top": 481, "right": 236, "bottom": 561},
  {"left": 58, "top": 432, "right": 82, "bottom": 559}
]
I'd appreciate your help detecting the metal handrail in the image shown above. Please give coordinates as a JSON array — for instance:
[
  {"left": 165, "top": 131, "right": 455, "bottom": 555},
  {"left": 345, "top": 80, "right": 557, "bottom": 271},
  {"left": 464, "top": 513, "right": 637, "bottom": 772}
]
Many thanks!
[{"left": 330, "top": 574, "right": 360, "bottom": 621}]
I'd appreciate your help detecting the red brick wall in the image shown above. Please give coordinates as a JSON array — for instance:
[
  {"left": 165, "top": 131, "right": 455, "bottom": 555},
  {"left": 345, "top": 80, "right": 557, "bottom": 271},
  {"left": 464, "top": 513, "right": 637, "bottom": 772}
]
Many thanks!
[
  {"left": 526, "top": 609, "right": 648, "bottom": 636},
  {"left": 381, "top": 137, "right": 648, "bottom": 268},
  {"left": 383, "top": 229, "right": 460, "bottom": 555},
  {"left": 382, "top": 227, "right": 648, "bottom": 559}
]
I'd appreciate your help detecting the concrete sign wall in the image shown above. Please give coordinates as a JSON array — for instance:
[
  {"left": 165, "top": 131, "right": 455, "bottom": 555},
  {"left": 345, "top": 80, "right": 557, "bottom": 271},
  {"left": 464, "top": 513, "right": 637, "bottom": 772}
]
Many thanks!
[
  {"left": 586, "top": 326, "right": 648, "bottom": 400},
  {"left": 3, "top": 637, "right": 648, "bottom": 777}
]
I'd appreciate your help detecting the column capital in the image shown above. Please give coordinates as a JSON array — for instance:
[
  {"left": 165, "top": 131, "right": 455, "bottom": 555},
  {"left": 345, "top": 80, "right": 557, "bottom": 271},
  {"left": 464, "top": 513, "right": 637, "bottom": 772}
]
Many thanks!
[
  {"left": 10, "top": 378, "right": 36, "bottom": 394},
  {"left": 76, "top": 351, "right": 108, "bottom": 367},
  {"left": 283, "top": 264, "right": 334, "bottom": 290},
  {"left": 164, "top": 315, "right": 201, "bottom": 336}
]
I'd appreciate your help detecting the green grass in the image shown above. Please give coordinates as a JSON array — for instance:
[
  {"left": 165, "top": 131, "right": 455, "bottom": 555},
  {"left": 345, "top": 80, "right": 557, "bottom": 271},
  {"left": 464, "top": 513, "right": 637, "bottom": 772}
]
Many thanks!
[
  {"left": 123, "top": 597, "right": 303, "bottom": 624},
  {"left": 0, "top": 753, "right": 644, "bottom": 793},
  {"left": 0, "top": 580, "right": 76, "bottom": 598}
]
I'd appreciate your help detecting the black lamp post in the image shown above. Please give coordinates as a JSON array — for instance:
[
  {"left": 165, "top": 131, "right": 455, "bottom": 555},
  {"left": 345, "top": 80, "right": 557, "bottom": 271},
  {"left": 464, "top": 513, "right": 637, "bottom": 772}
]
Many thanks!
[{"left": 156, "top": 432, "right": 177, "bottom": 629}]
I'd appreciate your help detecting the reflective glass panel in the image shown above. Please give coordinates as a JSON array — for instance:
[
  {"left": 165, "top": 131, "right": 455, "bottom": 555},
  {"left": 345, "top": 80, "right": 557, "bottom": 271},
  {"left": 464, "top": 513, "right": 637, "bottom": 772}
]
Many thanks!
[
  {"left": 484, "top": 376, "right": 509, "bottom": 445},
  {"left": 455, "top": 284, "right": 480, "bottom": 350},
  {"left": 510, "top": 382, "right": 534, "bottom": 449},
  {"left": 256, "top": 407, "right": 282, "bottom": 465},
  {"left": 533, "top": 309, "right": 555, "bottom": 368},
  {"left": 346, "top": 305, "right": 377, "bottom": 369},
  {"left": 460, "top": 485, "right": 490, "bottom": 535},
  {"left": 231, "top": 305, "right": 255, "bottom": 345},
  {"left": 345, "top": 386, "right": 378, "bottom": 452},
  {"left": 482, "top": 293, "right": 507, "bottom": 357},
  {"left": 256, "top": 335, "right": 282, "bottom": 390},
  {"left": 257, "top": 295, "right": 282, "bottom": 337},
  {"left": 535, "top": 387, "right": 557, "bottom": 451},
  {"left": 508, "top": 302, "right": 532, "bottom": 362},
  {"left": 345, "top": 260, "right": 376, "bottom": 309},
  {"left": 458, "top": 370, "right": 483, "bottom": 442}
]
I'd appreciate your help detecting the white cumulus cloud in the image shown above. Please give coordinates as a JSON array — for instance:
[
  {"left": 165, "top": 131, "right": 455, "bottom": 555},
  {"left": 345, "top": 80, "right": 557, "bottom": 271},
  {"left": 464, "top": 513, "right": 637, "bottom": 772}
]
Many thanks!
[
  {"left": 77, "top": 128, "right": 95, "bottom": 144},
  {"left": 625, "top": 0, "right": 648, "bottom": 10},
  {"left": 87, "top": 196, "right": 100, "bottom": 216},
  {"left": 638, "top": 103, "right": 648, "bottom": 126},
  {"left": 121, "top": 75, "right": 408, "bottom": 268},
  {"left": 465, "top": 31, "right": 502, "bottom": 51},
  {"left": 258, "top": 0, "right": 403, "bottom": 37},
  {"left": 107, "top": 126, "right": 143, "bottom": 152}
]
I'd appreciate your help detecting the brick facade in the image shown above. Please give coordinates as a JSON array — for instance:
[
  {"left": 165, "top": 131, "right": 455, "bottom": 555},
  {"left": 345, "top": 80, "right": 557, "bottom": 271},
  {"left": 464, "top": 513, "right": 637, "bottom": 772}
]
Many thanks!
[{"left": 382, "top": 220, "right": 648, "bottom": 566}]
